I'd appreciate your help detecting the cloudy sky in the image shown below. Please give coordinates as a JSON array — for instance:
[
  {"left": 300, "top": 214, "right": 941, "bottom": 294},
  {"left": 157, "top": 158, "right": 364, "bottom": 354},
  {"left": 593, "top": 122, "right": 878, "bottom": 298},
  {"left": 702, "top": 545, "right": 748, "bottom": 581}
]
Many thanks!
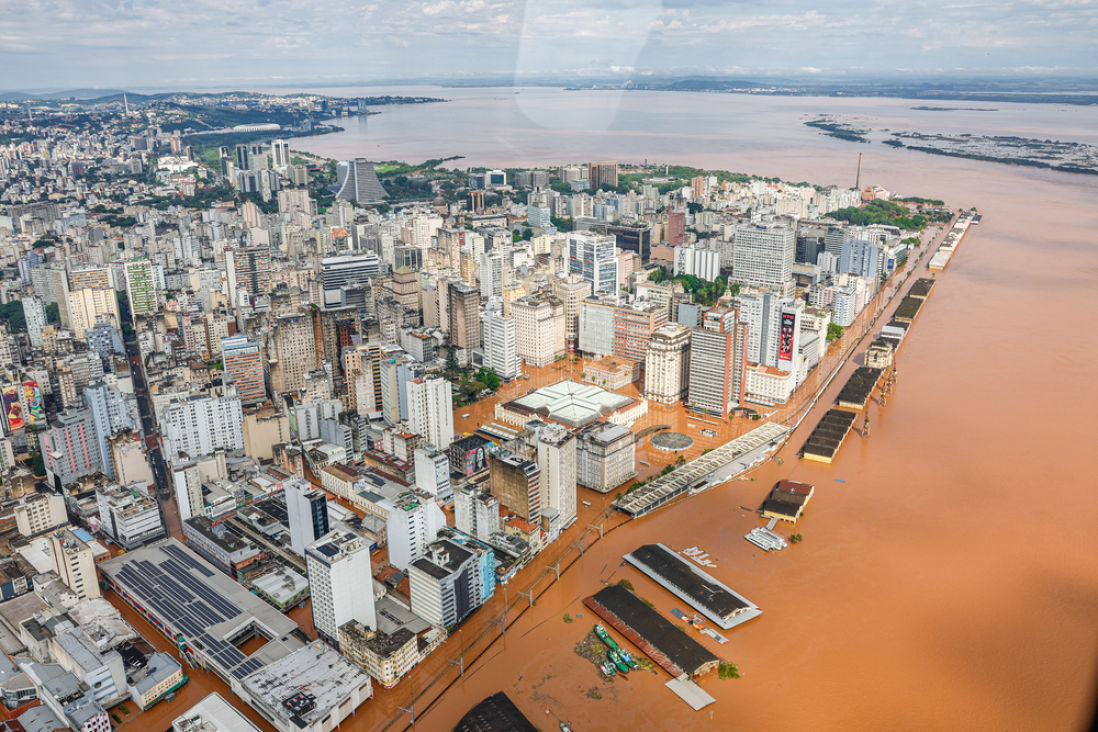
[{"left": 2, "top": 0, "right": 1096, "bottom": 90}]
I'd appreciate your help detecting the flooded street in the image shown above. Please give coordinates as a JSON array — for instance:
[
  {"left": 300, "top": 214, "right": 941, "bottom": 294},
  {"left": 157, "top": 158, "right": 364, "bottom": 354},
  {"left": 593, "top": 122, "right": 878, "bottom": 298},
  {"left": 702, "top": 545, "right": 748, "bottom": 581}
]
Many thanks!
[{"left": 123, "top": 90, "right": 1098, "bottom": 730}]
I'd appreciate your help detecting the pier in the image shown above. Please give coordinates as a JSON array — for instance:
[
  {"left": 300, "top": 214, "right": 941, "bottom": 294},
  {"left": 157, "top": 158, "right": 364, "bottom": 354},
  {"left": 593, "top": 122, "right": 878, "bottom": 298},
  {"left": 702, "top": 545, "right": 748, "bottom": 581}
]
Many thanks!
[{"left": 800, "top": 409, "right": 858, "bottom": 463}]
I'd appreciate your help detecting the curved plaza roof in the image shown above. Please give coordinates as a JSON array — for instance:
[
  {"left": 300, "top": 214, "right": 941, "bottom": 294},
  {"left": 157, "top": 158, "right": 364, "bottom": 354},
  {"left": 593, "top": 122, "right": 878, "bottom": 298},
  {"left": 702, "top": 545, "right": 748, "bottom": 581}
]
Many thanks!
[{"left": 505, "top": 380, "right": 634, "bottom": 428}]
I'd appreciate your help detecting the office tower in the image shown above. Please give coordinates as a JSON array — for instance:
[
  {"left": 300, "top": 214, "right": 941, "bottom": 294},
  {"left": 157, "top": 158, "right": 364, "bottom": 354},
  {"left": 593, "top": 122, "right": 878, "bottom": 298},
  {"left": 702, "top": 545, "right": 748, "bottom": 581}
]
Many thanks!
[
  {"left": 23, "top": 295, "right": 47, "bottom": 348},
  {"left": 286, "top": 478, "right": 331, "bottom": 557},
  {"left": 447, "top": 282, "right": 481, "bottom": 351},
  {"left": 673, "top": 246, "right": 721, "bottom": 281},
  {"left": 512, "top": 294, "right": 565, "bottom": 367},
  {"left": 733, "top": 224, "right": 795, "bottom": 288},
  {"left": 644, "top": 324, "right": 692, "bottom": 404},
  {"left": 386, "top": 492, "right": 445, "bottom": 571},
  {"left": 481, "top": 306, "right": 520, "bottom": 380},
  {"left": 839, "top": 239, "right": 882, "bottom": 281},
  {"left": 70, "top": 266, "right": 110, "bottom": 290},
  {"left": 528, "top": 205, "right": 551, "bottom": 228},
  {"left": 687, "top": 307, "right": 748, "bottom": 416},
  {"left": 225, "top": 246, "right": 272, "bottom": 308},
  {"left": 668, "top": 210, "right": 686, "bottom": 247},
  {"left": 306, "top": 531, "right": 376, "bottom": 650},
  {"left": 40, "top": 407, "right": 101, "bottom": 488},
  {"left": 489, "top": 451, "right": 541, "bottom": 524},
  {"left": 550, "top": 274, "right": 592, "bottom": 344},
  {"left": 415, "top": 445, "right": 451, "bottom": 498},
  {"left": 378, "top": 350, "right": 419, "bottom": 426},
  {"left": 48, "top": 529, "right": 101, "bottom": 601},
  {"left": 96, "top": 486, "right": 165, "bottom": 549},
  {"left": 68, "top": 287, "right": 120, "bottom": 336},
  {"left": 335, "top": 159, "right": 388, "bottom": 204},
  {"left": 172, "top": 460, "right": 203, "bottom": 522},
  {"left": 612, "top": 300, "right": 668, "bottom": 363},
  {"left": 588, "top": 161, "right": 619, "bottom": 189},
  {"left": 817, "top": 251, "right": 839, "bottom": 275},
  {"left": 234, "top": 144, "right": 253, "bottom": 172},
  {"left": 271, "top": 139, "right": 290, "bottom": 171},
  {"left": 221, "top": 336, "right": 267, "bottom": 404},
  {"left": 407, "top": 375, "right": 454, "bottom": 449},
  {"left": 408, "top": 538, "right": 494, "bottom": 629},
  {"left": 84, "top": 381, "right": 135, "bottom": 481},
  {"left": 480, "top": 251, "right": 507, "bottom": 299},
  {"left": 161, "top": 393, "right": 244, "bottom": 458},
  {"left": 824, "top": 226, "right": 848, "bottom": 257},
  {"left": 567, "top": 232, "right": 618, "bottom": 297},
  {"left": 343, "top": 344, "right": 377, "bottom": 415},
  {"left": 321, "top": 254, "right": 382, "bottom": 307},
  {"left": 124, "top": 259, "right": 156, "bottom": 316},
  {"left": 268, "top": 312, "right": 316, "bottom": 394}
]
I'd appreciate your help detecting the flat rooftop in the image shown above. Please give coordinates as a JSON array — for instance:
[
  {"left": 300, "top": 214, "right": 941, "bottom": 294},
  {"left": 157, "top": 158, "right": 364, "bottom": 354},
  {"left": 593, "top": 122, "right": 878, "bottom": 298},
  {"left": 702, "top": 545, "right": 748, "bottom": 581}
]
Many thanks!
[
  {"left": 99, "top": 539, "right": 300, "bottom": 683},
  {"left": 624, "top": 543, "right": 761, "bottom": 630},
  {"left": 241, "top": 640, "right": 371, "bottom": 728},
  {"left": 585, "top": 585, "right": 718, "bottom": 678},
  {"left": 171, "top": 692, "right": 264, "bottom": 732}
]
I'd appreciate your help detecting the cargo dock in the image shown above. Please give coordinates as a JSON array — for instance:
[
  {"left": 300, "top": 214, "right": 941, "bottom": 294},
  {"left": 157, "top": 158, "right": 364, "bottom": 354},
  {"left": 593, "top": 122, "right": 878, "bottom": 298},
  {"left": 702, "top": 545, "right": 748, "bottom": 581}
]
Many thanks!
[{"left": 800, "top": 409, "right": 858, "bottom": 463}]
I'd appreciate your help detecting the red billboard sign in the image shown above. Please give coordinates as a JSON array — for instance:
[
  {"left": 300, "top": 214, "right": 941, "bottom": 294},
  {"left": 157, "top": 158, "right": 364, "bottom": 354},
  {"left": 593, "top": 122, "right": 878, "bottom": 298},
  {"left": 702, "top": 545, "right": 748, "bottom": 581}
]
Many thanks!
[{"left": 778, "top": 312, "right": 796, "bottom": 362}]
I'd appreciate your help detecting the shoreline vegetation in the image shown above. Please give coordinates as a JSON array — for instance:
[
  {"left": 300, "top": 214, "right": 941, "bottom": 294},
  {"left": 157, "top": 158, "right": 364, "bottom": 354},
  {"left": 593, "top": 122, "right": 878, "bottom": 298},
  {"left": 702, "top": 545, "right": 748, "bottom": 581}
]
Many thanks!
[{"left": 805, "top": 118, "right": 1098, "bottom": 176}]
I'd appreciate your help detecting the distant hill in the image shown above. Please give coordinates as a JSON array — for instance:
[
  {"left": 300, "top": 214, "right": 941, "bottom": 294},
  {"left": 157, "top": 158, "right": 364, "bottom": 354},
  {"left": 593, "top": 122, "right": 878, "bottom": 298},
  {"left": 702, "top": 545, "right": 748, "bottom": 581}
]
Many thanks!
[{"left": 33, "top": 88, "right": 131, "bottom": 100}]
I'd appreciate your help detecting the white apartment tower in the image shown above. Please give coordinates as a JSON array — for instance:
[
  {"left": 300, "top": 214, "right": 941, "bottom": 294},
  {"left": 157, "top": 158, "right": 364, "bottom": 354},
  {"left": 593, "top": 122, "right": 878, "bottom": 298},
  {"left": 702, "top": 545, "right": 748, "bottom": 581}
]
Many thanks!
[
  {"left": 306, "top": 531, "right": 377, "bottom": 650},
  {"left": 481, "top": 305, "right": 520, "bottom": 380},
  {"left": 407, "top": 375, "right": 454, "bottom": 448},
  {"left": 732, "top": 224, "right": 795, "bottom": 288},
  {"left": 386, "top": 493, "right": 446, "bottom": 571},
  {"left": 512, "top": 294, "right": 565, "bottom": 368}
]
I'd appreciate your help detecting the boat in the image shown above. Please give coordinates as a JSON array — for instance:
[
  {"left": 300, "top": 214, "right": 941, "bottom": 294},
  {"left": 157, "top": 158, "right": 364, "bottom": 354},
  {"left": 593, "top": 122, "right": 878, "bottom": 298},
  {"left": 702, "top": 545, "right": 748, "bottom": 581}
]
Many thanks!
[
  {"left": 619, "top": 649, "right": 640, "bottom": 669},
  {"left": 600, "top": 662, "right": 616, "bottom": 677},
  {"left": 560, "top": 723, "right": 573, "bottom": 732},
  {"left": 607, "top": 649, "right": 630, "bottom": 674},
  {"left": 594, "top": 624, "right": 619, "bottom": 650}
]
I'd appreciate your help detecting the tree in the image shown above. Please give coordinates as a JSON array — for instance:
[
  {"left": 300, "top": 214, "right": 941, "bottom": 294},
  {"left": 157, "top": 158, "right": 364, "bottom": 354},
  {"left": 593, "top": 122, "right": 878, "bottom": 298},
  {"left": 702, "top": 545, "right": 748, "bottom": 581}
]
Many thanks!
[
  {"left": 45, "top": 302, "right": 59, "bottom": 324},
  {"left": 0, "top": 301, "right": 26, "bottom": 332},
  {"left": 445, "top": 346, "right": 459, "bottom": 373},
  {"left": 477, "top": 368, "right": 501, "bottom": 390},
  {"left": 827, "top": 323, "right": 843, "bottom": 342}
]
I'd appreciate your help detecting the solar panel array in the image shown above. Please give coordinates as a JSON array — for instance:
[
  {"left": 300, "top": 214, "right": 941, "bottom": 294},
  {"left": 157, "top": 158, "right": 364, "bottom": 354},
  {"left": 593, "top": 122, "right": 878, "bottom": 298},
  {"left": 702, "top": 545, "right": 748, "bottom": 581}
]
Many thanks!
[{"left": 110, "top": 546, "right": 268, "bottom": 681}]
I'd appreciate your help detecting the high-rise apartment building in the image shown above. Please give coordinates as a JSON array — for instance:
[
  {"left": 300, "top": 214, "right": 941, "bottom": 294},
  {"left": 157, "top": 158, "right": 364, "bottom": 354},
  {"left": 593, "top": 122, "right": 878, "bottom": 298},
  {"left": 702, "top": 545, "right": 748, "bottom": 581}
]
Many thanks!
[
  {"left": 171, "top": 460, "right": 203, "bottom": 522},
  {"left": 306, "top": 531, "right": 376, "bottom": 650},
  {"left": 286, "top": 477, "right": 331, "bottom": 557},
  {"left": 414, "top": 445, "right": 451, "bottom": 498},
  {"left": 550, "top": 274, "right": 592, "bottom": 344},
  {"left": 68, "top": 287, "right": 120, "bottom": 336},
  {"left": 31, "top": 265, "right": 71, "bottom": 327},
  {"left": 839, "top": 239, "right": 882, "bottom": 281},
  {"left": 225, "top": 247, "right": 272, "bottom": 308},
  {"left": 732, "top": 224, "right": 795, "bottom": 288},
  {"left": 481, "top": 307, "right": 520, "bottom": 380},
  {"left": 84, "top": 381, "right": 135, "bottom": 481},
  {"left": 737, "top": 292, "right": 801, "bottom": 371},
  {"left": 512, "top": 294, "right": 565, "bottom": 367},
  {"left": 124, "top": 259, "right": 156, "bottom": 316},
  {"left": 386, "top": 492, "right": 445, "bottom": 571},
  {"left": 668, "top": 210, "right": 686, "bottom": 248},
  {"left": 612, "top": 300, "right": 668, "bottom": 363},
  {"left": 407, "top": 375, "right": 454, "bottom": 449},
  {"left": 480, "top": 251, "right": 508, "bottom": 299},
  {"left": 644, "top": 324, "right": 692, "bottom": 404},
  {"left": 48, "top": 529, "right": 101, "bottom": 601},
  {"left": 221, "top": 336, "right": 267, "bottom": 404},
  {"left": 40, "top": 406, "right": 101, "bottom": 488},
  {"left": 161, "top": 393, "right": 244, "bottom": 458},
  {"left": 23, "top": 295, "right": 48, "bottom": 348},
  {"left": 568, "top": 233, "right": 618, "bottom": 297},
  {"left": 531, "top": 424, "right": 577, "bottom": 533},
  {"left": 454, "top": 486, "right": 500, "bottom": 543},
  {"left": 321, "top": 254, "right": 382, "bottom": 307},
  {"left": 408, "top": 538, "right": 494, "bottom": 630},
  {"left": 268, "top": 312, "right": 316, "bottom": 394},
  {"left": 447, "top": 282, "right": 481, "bottom": 352},
  {"left": 587, "top": 161, "right": 619, "bottom": 189},
  {"left": 673, "top": 246, "right": 721, "bottom": 281},
  {"left": 489, "top": 451, "right": 541, "bottom": 524}
]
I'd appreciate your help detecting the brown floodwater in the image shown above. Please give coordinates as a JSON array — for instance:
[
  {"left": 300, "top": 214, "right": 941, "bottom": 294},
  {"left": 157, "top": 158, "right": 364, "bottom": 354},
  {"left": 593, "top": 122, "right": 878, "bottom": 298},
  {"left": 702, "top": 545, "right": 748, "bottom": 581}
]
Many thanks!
[{"left": 184, "top": 89, "right": 1098, "bottom": 730}]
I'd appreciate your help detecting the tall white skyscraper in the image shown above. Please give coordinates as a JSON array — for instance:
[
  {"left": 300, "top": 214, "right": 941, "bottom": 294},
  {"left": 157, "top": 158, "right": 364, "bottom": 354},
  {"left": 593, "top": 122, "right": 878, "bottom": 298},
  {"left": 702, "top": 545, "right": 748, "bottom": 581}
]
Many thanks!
[
  {"left": 480, "top": 251, "right": 507, "bottom": 299},
  {"left": 481, "top": 305, "right": 520, "bottom": 380},
  {"left": 737, "top": 292, "right": 802, "bottom": 372},
  {"left": 385, "top": 492, "right": 446, "bottom": 571},
  {"left": 732, "top": 224, "right": 795, "bottom": 288},
  {"left": 407, "top": 375, "right": 454, "bottom": 448},
  {"left": 415, "top": 446, "right": 451, "bottom": 498},
  {"left": 271, "top": 139, "right": 290, "bottom": 171},
  {"left": 286, "top": 477, "right": 331, "bottom": 557},
  {"left": 23, "top": 296, "right": 48, "bottom": 348},
  {"left": 306, "top": 531, "right": 376, "bottom": 650}
]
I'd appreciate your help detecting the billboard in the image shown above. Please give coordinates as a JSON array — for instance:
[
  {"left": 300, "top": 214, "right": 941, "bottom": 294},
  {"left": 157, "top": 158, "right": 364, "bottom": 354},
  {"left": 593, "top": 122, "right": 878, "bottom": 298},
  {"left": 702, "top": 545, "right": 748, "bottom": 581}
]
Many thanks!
[
  {"left": 778, "top": 312, "right": 797, "bottom": 362},
  {"left": 462, "top": 446, "right": 489, "bottom": 476},
  {"left": 2, "top": 385, "right": 23, "bottom": 432},
  {"left": 23, "top": 381, "right": 43, "bottom": 426}
]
